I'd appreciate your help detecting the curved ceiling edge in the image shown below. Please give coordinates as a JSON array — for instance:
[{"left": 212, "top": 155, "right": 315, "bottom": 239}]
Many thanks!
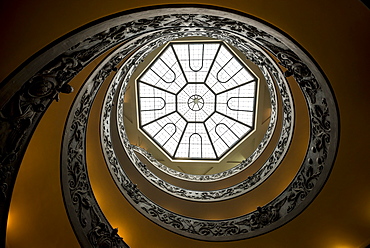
[
  {"left": 67, "top": 6, "right": 337, "bottom": 242},
  {"left": 60, "top": 45, "right": 131, "bottom": 247},
  {"left": 0, "top": 4, "right": 339, "bottom": 247}
]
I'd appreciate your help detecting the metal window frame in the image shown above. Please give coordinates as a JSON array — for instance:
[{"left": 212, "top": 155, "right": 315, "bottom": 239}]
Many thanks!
[{"left": 137, "top": 41, "right": 258, "bottom": 161}]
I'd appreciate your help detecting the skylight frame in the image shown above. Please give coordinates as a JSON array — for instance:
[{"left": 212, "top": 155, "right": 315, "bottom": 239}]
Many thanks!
[{"left": 136, "top": 40, "right": 259, "bottom": 161}]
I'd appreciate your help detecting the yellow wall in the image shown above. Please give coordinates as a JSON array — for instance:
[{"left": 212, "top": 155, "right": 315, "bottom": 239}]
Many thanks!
[{"left": 2, "top": 0, "right": 370, "bottom": 247}]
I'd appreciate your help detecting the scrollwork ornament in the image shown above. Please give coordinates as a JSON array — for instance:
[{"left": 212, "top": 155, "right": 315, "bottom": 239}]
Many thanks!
[
  {"left": 95, "top": 8, "right": 338, "bottom": 241},
  {"left": 0, "top": 5, "right": 339, "bottom": 246},
  {"left": 103, "top": 31, "right": 293, "bottom": 202},
  {"left": 88, "top": 206, "right": 124, "bottom": 248},
  {"left": 113, "top": 33, "right": 285, "bottom": 182},
  {"left": 61, "top": 41, "right": 137, "bottom": 247},
  {"left": 0, "top": 74, "right": 73, "bottom": 200}
]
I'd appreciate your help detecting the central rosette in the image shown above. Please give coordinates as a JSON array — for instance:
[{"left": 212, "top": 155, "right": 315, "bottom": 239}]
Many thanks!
[
  {"left": 188, "top": 95, "right": 204, "bottom": 111},
  {"left": 177, "top": 84, "right": 215, "bottom": 122}
]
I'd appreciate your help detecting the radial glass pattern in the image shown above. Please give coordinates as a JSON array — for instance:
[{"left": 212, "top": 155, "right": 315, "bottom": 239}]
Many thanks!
[{"left": 137, "top": 41, "right": 258, "bottom": 160}]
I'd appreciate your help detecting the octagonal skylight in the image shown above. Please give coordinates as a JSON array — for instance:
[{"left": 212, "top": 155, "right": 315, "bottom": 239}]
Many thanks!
[{"left": 137, "top": 41, "right": 258, "bottom": 161}]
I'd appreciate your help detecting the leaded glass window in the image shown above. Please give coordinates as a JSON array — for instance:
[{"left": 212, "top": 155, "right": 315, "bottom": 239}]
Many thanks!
[{"left": 137, "top": 41, "right": 258, "bottom": 160}]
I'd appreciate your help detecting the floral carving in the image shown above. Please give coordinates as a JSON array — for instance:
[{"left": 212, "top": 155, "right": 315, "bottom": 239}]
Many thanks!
[
  {"left": 94, "top": 16, "right": 333, "bottom": 240},
  {"left": 0, "top": 6, "right": 339, "bottom": 245},
  {"left": 0, "top": 73, "right": 73, "bottom": 200},
  {"left": 66, "top": 9, "right": 337, "bottom": 241},
  {"left": 88, "top": 206, "right": 125, "bottom": 248},
  {"left": 62, "top": 44, "right": 133, "bottom": 247},
  {"left": 277, "top": 51, "right": 320, "bottom": 104}
]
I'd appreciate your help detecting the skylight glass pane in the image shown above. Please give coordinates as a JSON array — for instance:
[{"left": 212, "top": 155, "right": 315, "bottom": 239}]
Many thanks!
[
  {"left": 140, "top": 46, "right": 187, "bottom": 94},
  {"left": 174, "top": 123, "right": 215, "bottom": 159},
  {"left": 173, "top": 43, "right": 220, "bottom": 82},
  {"left": 205, "top": 112, "right": 250, "bottom": 157},
  {"left": 137, "top": 40, "right": 258, "bottom": 161},
  {"left": 177, "top": 83, "right": 215, "bottom": 122},
  {"left": 142, "top": 112, "right": 187, "bottom": 156},
  {"left": 205, "top": 45, "right": 255, "bottom": 94},
  {"left": 138, "top": 82, "right": 176, "bottom": 125},
  {"left": 216, "top": 82, "right": 256, "bottom": 126}
]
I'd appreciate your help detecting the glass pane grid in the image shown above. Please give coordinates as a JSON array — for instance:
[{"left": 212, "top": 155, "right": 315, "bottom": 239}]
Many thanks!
[
  {"left": 140, "top": 70, "right": 161, "bottom": 85},
  {"left": 139, "top": 83, "right": 176, "bottom": 125},
  {"left": 173, "top": 43, "right": 220, "bottom": 83},
  {"left": 137, "top": 41, "right": 258, "bottom": 160},
  {"left": 174, "top": 123, "right": 215, "bottom": 159}
]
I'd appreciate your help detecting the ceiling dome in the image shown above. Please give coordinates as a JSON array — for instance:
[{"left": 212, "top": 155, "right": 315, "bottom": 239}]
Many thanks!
[
  {"left": 57, "top": 5, "right": 338, "bottom": 243},
  {"left": 1, "top": 3, "right": 353, "bottom": 248}
]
